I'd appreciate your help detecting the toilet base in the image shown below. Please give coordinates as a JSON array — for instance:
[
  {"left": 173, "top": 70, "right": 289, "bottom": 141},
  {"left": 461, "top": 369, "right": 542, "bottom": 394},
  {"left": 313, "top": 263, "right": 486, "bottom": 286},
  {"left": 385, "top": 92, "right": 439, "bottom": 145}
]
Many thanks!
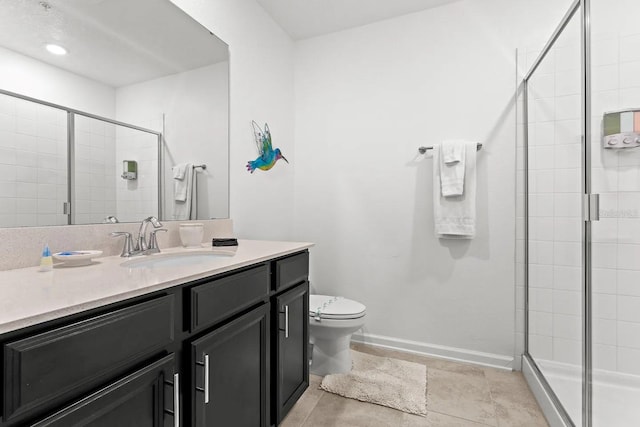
[{"left": 310, "top": 335, "right": 353, "bottom": 376}]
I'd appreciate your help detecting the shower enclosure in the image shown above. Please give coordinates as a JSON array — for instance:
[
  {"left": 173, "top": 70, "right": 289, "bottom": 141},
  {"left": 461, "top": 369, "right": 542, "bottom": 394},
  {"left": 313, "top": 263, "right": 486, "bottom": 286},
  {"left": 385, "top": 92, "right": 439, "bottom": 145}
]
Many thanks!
[
  {"left": 0, "top": 89, "right": 162, "bottom": 227},
  {"left": 519, "top": 0, "right": 640, "bottom": 426}
]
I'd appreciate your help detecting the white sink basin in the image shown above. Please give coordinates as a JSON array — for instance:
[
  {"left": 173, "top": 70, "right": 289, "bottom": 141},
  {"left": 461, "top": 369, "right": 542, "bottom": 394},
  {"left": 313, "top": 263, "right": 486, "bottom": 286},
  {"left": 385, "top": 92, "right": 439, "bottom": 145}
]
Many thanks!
[{"left": 120, "top": 251, "right": 234, "bottom": 269}]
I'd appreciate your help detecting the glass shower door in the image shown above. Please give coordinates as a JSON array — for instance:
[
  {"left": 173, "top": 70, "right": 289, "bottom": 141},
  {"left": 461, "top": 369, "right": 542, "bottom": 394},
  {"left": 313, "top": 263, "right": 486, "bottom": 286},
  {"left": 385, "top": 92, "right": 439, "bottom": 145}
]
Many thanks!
[
  {"left": 590, "top": 1, "right": 640, "bottom": 425},
  {"left": 525, "top": 7, "right": 583, "bottom": 425}
]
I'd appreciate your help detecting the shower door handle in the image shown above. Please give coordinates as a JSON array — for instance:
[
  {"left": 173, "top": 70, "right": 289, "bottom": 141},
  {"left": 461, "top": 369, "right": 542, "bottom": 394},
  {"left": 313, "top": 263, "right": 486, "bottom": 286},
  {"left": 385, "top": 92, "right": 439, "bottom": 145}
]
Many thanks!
[{"left": 583, "top": 193, "right": 600, "bottom": 222}]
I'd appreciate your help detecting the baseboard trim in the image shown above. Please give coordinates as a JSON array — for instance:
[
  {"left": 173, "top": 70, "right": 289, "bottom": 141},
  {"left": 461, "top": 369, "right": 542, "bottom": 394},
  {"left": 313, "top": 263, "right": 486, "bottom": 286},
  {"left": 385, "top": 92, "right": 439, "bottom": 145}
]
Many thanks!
[{"left": 351, "top": 332, "right": 514, "bottom": 371}]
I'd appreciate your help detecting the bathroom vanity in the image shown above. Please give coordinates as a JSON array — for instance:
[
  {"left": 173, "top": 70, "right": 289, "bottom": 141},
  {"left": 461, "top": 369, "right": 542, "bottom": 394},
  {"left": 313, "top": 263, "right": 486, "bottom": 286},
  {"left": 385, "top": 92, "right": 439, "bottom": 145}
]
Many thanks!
[{"left": 0, "top": 240, "right": 311, "bottom": 427}]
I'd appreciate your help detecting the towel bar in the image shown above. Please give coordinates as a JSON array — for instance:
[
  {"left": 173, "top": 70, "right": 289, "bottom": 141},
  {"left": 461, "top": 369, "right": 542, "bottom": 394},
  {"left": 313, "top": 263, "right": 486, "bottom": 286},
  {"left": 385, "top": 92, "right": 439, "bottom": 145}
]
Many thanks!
[
  {"left": 418, "top": 143, "right": 482, "bottom": 154},
  {"left": 194, "top": 164, "right": 207, "bottom": 170}
]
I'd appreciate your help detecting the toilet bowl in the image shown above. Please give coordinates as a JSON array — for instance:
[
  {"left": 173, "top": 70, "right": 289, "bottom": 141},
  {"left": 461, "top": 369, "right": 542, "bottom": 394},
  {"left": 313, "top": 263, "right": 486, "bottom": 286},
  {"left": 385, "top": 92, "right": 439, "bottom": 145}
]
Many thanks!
[{"left": 309, "top": 295, "right": 366, "bottom": 376}]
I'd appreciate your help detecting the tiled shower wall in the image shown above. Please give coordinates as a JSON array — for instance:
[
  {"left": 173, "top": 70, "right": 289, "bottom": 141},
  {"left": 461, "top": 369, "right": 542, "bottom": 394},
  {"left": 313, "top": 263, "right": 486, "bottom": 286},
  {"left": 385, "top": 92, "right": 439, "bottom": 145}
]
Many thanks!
[
  {"left": 74, "top": 115, "right": 117, "bottom": 225},
  {"left": 0, "top": 94, "right": 68, "bottom": 227},
  {"left": 114, "top": 118, "right": 160, "bottom": 224},
  {"left": 524, "top": 27, "right": 584, "bottom": 367},
  {"left": 590, "top": 30, "right": 640, "bottom": 376}
]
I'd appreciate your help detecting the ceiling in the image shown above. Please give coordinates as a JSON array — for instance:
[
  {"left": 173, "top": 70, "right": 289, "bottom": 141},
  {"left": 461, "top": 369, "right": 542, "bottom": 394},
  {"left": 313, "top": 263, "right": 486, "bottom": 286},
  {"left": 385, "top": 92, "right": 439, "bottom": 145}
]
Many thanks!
[
  {"left": 0, "top": 0, "right": 228, "bottom": 88},
  {"left": 256, "top": 0, "right": 463, "bottom": 40}
]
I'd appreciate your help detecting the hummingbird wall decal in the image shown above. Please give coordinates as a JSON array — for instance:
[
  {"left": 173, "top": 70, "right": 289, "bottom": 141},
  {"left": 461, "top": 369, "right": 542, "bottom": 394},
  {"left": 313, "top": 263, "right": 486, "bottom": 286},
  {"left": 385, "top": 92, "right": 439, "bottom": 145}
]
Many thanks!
[{"left": 246, "top": 121, "right": 288, "bottom": 173}]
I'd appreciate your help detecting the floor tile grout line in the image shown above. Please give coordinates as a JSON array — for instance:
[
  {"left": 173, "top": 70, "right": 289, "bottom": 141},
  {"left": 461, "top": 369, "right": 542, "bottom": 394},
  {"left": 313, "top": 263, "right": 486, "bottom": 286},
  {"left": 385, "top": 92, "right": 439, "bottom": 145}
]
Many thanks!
[
  {"left": 428, "top": 408, "right": 497, "bottom": 426},
  {"left": 298, "top": 391, "right": 324, "bottom": 427}
]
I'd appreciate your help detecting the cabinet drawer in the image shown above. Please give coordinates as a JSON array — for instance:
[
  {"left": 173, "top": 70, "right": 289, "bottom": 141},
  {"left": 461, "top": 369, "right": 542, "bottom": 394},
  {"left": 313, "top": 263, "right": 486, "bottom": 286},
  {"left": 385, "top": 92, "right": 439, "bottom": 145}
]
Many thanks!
[
  {"left": 3, "top": 295, "right": 174, "bottom": 421},
  {"left": 190, "top": 264, "right": 270, "bottom": 332},
  {"left": 275, "top": 252, "right": 309, "bottom": 292}
]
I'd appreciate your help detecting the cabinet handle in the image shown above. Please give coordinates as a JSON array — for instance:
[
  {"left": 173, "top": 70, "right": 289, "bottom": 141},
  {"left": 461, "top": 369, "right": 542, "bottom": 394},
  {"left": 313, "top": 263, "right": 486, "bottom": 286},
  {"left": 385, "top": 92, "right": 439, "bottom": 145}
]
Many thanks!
[
  {"left": 204, "top": 354, "right": 210, "bottom": 403},
  {"left": 173, "top": 373, "right": 180, "bottom": 427},
  {"left": 164, "top": 373, "right": 180, "bottom": 427},
  {"left": 285, "top": 305, "right": 289, "bottom": 338},
  {"left": 196, "top": 354, "right": 210, "bottom": 404}
]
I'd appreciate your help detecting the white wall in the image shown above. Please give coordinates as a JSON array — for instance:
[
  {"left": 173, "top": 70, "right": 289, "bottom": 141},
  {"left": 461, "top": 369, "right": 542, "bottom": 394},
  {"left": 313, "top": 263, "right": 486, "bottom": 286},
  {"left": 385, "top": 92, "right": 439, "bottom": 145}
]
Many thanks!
[
  {"left": 292, "top": 0, "right": 572, "bottom": 365},
  {"left": 0, "top": 46, "right": 115, "bottom": 117},
  {"left": 170, "top": 0, "right": 295, "bottom": 240}
]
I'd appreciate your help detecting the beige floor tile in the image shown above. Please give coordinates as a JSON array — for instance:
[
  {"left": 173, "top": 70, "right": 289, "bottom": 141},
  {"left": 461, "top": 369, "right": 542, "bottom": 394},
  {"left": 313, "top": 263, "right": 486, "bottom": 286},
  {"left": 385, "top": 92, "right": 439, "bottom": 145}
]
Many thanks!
[
  {"left": 427, "top": 368, "right": 498, "bottom": 426},
  {"left": 282, "top": 345, "right": 548, "bottom": 427},
  {"left": 280, "top": 375, "right": 325, "bottom": 427},
  {"left": 301, "top": 392, "right": 405, "bottom": 427},
  {"left": 484, "top": 369, "right": 548, "bottom": 427}
]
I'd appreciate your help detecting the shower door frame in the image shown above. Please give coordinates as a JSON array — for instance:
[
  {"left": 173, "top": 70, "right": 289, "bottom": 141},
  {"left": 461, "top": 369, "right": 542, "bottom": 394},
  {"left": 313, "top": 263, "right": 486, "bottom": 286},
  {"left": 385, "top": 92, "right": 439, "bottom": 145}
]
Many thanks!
[{"left": 522, "top": 0, "right": 594, "bottom": 426}]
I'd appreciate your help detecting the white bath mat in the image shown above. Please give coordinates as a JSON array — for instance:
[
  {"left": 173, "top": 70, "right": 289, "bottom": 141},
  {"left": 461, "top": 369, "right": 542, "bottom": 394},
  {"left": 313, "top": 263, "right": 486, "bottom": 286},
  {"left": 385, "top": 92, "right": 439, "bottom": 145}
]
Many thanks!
[{"left": 320, "top": 350, "right": 427, "bottom": 415}]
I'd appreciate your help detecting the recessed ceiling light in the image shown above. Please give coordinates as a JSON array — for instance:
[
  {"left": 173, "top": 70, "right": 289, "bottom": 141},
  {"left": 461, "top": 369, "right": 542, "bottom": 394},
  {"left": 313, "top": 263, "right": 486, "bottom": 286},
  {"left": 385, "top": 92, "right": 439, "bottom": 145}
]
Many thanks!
[{"left": 45, "top": 44, "right": 67, "bottom": 55}]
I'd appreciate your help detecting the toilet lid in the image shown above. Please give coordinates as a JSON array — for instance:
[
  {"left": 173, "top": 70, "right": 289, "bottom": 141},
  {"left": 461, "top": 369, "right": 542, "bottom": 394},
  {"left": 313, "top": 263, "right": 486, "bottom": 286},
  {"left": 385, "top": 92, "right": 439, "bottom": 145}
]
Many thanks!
[{"left": 309, "top": 295, "right": 366, "bottom": 320}]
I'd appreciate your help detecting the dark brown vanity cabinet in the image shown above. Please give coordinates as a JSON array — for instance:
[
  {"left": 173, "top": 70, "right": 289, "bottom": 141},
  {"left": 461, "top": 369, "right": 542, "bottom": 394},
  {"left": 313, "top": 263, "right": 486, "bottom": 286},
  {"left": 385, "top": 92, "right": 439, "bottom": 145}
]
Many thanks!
[{"left": 0, "top": 250, "right": 309, "bottom": 427}]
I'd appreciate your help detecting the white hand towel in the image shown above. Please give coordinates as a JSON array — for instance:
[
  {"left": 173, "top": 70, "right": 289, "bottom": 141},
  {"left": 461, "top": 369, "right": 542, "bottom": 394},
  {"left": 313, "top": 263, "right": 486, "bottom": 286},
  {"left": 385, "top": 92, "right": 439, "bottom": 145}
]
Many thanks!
[
  {"left": 440, "top": 140, "right": 467, "bottom": 197},
  {"left": 442, "top": 139, "right": 465, "bottom": 165},
  {"left": 173, "top": 163, "right": 191, "bottom": 202},
  {"left": 172, "top": 163, "right": 188, "bottom": 180},
  {"left": 433, "top": 142, "right": 477, "bottom": 239}
]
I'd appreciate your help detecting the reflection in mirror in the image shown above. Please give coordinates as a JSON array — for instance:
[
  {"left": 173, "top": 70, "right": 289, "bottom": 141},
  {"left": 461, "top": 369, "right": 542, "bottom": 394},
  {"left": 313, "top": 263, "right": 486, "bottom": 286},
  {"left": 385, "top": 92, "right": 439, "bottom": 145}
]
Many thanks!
[{"left": 0, "top": 0, "right": 229, "bottom": 227}]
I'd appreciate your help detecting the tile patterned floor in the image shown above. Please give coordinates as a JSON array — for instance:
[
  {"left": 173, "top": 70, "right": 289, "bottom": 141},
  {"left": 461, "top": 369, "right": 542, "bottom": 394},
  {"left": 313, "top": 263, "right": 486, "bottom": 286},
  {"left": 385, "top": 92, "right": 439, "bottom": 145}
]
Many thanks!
[{"left": 281, "top": 343, "right": 549, "bottom": 427}]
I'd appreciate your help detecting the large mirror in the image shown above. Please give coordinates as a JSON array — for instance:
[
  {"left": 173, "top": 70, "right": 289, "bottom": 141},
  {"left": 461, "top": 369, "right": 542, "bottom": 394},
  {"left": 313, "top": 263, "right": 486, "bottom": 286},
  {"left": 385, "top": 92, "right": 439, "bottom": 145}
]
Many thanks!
[{"left": 0, "top": 0, "right": 229, "bottom": 227}]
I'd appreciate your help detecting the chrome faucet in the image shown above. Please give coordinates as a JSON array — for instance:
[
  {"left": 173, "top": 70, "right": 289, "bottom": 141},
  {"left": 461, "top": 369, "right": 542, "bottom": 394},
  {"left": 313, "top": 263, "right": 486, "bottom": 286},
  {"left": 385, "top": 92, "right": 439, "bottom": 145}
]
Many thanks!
[
  {"left": 136, "top": 216, "right": 163, "bottom": 252},
  {"left": 111, "top": 216, "right": 165, "bottom": 257}
]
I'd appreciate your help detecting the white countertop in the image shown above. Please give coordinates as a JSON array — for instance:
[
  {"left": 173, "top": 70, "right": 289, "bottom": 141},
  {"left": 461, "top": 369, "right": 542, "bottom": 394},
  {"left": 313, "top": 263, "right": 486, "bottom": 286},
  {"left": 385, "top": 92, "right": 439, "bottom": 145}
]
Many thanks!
[{"left": 0, "top": 240, "right": 313, "bottom": 335}]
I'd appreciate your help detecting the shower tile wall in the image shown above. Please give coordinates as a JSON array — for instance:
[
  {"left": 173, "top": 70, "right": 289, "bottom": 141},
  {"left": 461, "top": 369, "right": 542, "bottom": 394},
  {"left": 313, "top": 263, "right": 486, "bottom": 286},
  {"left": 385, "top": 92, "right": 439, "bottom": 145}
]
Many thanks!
[
  {"left": 0, "top": 94, "right": 67, "bottom": 227},
  {"left": 591, "top": 31, "right": 640, "bottom": 377},
  {"left": 521, "top": 26, "right": 584, "bottom": 370},
  {"left": 74, "top": 116, "right": 117, "bottom": 225}
]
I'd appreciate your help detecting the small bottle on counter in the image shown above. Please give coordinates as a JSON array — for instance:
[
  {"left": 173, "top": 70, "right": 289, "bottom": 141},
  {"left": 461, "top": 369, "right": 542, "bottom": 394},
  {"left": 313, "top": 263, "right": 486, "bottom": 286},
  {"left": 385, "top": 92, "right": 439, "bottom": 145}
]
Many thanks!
[{"left": 39, "top": 244, "right": 53, "bottom": 272}]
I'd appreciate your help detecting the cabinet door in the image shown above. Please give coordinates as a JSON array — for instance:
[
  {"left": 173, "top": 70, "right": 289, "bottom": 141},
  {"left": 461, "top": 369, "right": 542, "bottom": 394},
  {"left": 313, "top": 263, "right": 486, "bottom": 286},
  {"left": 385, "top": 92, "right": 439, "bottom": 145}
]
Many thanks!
[
  {"left": 274, "top": 281, "right": 309, "bottom": 424},
  {"left": 191, "top": 303, "right": 270, "bottom": 427},
  {"left": 32, "top": 354, "right": 178, "bottom": 427}
]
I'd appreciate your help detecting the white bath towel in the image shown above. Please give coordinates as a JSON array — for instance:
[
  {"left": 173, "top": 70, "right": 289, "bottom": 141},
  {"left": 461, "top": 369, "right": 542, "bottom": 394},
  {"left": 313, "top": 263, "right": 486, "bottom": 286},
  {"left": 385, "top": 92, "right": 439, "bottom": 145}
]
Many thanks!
[
  {"left": 173, "top": 164, "right": 198, "bottom": 220},
  {"left": 433, "top": 142, "right": 477, "bottom": 239},
  {"left": 440, "top": 140, "right": 467, "bottom": 197}
]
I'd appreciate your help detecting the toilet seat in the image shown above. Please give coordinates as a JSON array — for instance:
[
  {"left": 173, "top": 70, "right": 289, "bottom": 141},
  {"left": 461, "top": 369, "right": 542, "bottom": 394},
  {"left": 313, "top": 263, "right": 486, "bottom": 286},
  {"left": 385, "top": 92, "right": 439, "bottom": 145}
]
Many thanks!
[{"left": 309, "top": 295, "right": 366, "bottom": 320}]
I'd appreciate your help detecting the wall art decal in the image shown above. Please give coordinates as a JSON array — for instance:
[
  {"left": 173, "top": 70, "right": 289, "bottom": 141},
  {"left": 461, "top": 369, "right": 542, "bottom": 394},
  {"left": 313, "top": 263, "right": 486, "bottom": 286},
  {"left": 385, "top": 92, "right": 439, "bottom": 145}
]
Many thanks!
[{"left": 247, "top": 121, "right": 288, "bottom": 173}]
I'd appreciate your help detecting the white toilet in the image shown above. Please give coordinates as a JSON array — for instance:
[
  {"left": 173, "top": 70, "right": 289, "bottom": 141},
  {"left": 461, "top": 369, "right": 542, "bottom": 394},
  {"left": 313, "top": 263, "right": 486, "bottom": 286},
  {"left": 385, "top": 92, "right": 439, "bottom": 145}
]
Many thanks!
[{"left": 309, "top": 295, "right": 366, "bottom": 376}]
